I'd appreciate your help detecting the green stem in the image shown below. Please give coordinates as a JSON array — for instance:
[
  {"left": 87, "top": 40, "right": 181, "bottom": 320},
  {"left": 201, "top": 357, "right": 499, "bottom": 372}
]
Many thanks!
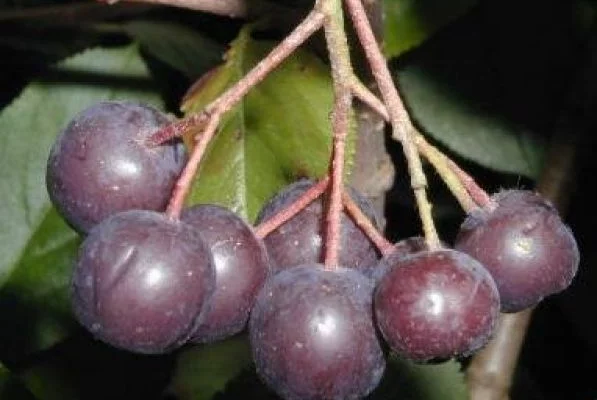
[
  {"left": 413, "top": 135, "right": 479, "bottom": 212},
  {"left": 351, "top": 76, "right": 488, "bottom": 212}
]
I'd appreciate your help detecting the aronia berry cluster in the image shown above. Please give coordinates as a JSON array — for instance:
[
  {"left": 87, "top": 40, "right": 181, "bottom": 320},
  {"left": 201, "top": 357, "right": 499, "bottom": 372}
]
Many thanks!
[{"left": 47, "top": 101, "right": 580, "bottom": 400}]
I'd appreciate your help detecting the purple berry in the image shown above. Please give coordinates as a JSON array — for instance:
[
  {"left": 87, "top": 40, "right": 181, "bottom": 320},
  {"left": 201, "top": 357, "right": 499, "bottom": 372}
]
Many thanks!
[
  {"left": 256, "top": 180, "right": 381, "bottom": 274},
  {"left": 374, "top": 249, "right": 500, "bottom": 362},
  {"left": 181, "top": 204, "right": 270, "bottom": 343},
  {"left": 250, "top": 265, "right": 385, "bottom": 400},
  {"left": 455, "top": 190, "right": 580, "bottom": 312},
  {"left": 71, "top": 210, "right": 215, "bottom": 353},
  {"left": 46, "top": 101, "right": 186, "bottom": 233}
]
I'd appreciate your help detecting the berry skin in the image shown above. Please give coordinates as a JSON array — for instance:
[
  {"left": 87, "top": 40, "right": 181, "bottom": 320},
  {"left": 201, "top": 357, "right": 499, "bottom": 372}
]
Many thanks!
[
  {"left": 455, "top": 190, "right": 580, "bottom": 312},
  {"left": 181, "top": 204, "right": 270, "bottom": 343},
  {"left": 71, "top": 210, "right": 215, "bottom": 354},
  {"left": 250, "top": 265, "right": 385, "bottom": 400},
  {"left": 46, "top": 101, "right": 186, "bottom": 234},
  {"left": 255, "top": 179, "right": 381, "bottom": 274},
  {"left": 370, "top": 236, "right": 427, "bottom": 282},
  {"left": 374, "top": 249, "right": 500, "bottom": 362}
]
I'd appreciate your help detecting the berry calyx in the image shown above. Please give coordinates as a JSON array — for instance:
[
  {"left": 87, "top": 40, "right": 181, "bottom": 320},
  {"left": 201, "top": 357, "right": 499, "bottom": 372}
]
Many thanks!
[{"left": 455, "top": 189, "right": 580, "bottom": 312}]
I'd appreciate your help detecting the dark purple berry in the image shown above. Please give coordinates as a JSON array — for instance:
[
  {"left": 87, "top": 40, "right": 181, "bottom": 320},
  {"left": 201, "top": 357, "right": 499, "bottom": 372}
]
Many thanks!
[
  {"left": 455, "top": 190, "right": 580, "bottom": 312},
  {"left": 46, "top": 101, "right": 186, "bottom": 233},
  {"left": 255, "top": 179, "right": 381, "bottom": 274},
  {"left": 71, "top": 210, "right": 215, "bottom": 354},
  {"left": 250, "top": 265, "right": 385, "bottom": 400},
  {"left": 181, "top": 204, "right": 270, "bottom": 343},
  {"left": 374, "top": 249, "right": 500, "bottom": 362}
]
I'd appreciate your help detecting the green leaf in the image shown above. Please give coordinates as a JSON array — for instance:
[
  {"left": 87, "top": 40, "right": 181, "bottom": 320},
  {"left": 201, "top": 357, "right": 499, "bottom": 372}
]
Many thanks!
[
  {"left": 121, "top": 20, "right": 224, "bottom": 79},
  {"left": 0, "top": 44, "right": 162, "bottom": 360},
  {"left": 371, "top": 358, "right": 467, "bottom": 399},
  {"left": 167, "top": 336, "right": 252, "bottom": 400},
  {"left": 383, "top": 0, "right": 478, "bottom": 58},
  {"left": 182, "top": 28, "right": 355, "bottom": 221},
  {"left": 397, "top": 62, "right": 543, "bottom": 177}
]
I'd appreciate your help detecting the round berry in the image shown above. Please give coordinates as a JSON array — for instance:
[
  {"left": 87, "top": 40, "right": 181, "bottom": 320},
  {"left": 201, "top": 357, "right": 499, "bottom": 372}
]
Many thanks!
[
  {"left": 46, "top": 101, "right": 186, "bottom": 233},
  {"left": 374, "top": 249, "right": 500, "bottom": 362},
  {"left": 455, "top": 190, "right": 580, "bottom": 312},
  {"left": 71, "top": 210, "right": 215, "bottom": 353},
  {"left": 181, "top": 204, "right": 270, "bottom": 343},
  {"left": 250, "top": 264, "right": 385, "bottom": 400}
]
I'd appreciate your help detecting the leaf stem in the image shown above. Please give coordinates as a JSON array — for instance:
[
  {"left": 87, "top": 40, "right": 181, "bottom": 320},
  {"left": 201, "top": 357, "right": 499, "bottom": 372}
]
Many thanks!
[
  {"left": 162, "top": 8, "right": 325, "bottom": 218},
  {"left": 344, "top": 0, "right": 440, "bottom": 250},
  {"left": 253, "top": 177, "right": 330, "bottom": 239}
]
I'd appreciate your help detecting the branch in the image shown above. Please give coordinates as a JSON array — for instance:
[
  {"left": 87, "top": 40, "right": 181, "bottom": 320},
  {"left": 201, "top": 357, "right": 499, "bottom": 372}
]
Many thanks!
[
  {"left": 0, "top": 2, "right": 155, "bottom": 22},
  {"left": 102, "top": 0, "right": 248, "bottom": 18}
]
